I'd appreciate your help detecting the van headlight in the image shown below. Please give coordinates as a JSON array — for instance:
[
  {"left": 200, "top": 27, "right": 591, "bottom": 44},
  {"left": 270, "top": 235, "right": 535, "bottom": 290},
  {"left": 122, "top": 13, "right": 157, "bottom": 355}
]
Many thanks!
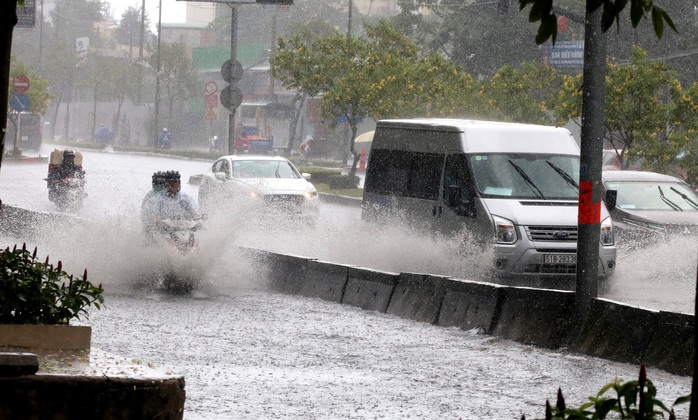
[
  {"left": 493, "top": 215, "right": 517, "bottom": 244},
  {"left": 600, "top": 216, "right": 614, "bottom": 246}
]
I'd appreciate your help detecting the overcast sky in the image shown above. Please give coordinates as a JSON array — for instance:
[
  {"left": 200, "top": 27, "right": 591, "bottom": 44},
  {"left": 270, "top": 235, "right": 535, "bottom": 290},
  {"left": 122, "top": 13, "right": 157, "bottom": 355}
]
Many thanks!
[{"left": 107, "top": 0, "right": 187, "bottom": 29}]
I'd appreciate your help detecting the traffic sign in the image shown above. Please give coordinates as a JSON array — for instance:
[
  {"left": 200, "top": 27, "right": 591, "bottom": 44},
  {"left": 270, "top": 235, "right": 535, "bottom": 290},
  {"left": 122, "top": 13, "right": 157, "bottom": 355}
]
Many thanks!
[
  {"left": 221, "top": 59, "right": 243, "bottom": 83},
  {"left": 12, "top": 75, "right": 30, "bottom": 93},
  {"left": 205, "top": 93, "right": 219, "bottom": 108},
  {"left": 205, "top": 80, "right": 218, "bottom": 95},
  {"left": 10, "top": 93, "right": 30, "bottom": 112},
  {"left": 220, "top": 85, "right": 243, "bottom": 110}
]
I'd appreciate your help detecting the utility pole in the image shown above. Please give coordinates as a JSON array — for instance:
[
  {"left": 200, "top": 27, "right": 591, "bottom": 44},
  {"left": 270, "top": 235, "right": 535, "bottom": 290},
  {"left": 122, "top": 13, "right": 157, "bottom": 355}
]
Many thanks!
[
  {"left": 269, "top": 12, "right": 277, "bottom": 103},
  {"left": 575, "top": 4, "right": 607, "bottom": 317},
  {"left": 348, "top": 0, "right": 352, "bottom": 38},
  {"left": 227, "top": 5, "right": 238, "bottom": 154},
  {"left": 139, "top": 0, "right": 145, "bottom": 60},
  {"left": 154, "top": 0, "right": 163, "bottom": 148},
  {"left": 39, "top": 0, "right": 44, "bottom": 71},
  {"left": 0, "top": 0, "right": 18, "bottom": 171}
]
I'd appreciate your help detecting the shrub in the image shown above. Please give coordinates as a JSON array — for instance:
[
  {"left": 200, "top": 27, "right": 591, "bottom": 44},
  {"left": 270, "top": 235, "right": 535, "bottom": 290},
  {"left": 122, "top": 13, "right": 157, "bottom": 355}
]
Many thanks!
[
  {"left": 0, "top": 244, "right": 104, "bottom": 325},
  {"left": 328, "top": 174, "right": 360, "bottom": 189},
  {"left": 524, "top": 365, "right": 690, "bottom": 420},
  {"left": 297, "top": 167, "right": 342, "bottom": 184}
]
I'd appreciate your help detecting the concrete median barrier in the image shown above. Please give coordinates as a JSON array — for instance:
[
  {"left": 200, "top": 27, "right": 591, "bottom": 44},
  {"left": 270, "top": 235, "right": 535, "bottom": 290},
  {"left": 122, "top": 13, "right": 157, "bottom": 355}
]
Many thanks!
[
  {"left": 492, "top": 287, "right": 576, "bottom": 349},
  {"left": 263, "top": 252, "right": 315, "bottom": 295},
  {"left": 386, "top": 273, "right": 449, "bottom": 324},
  {"left": 0, "top": 204, "right": 81, "bottom": 239},
  {"left": 300, "top": 260, "right": 352, "bottom": 303},
  {"left": 437, "top": 279, "right": 503, "bottom": 334},
  {"left": 572, "top": 298, "right": 659, "bottom": 365},
  {"left": 641, "top": 311, "right": 693, "bottom": 376},
  {"left": 342, "top": 267, "right": 399, "bottom": 313}
]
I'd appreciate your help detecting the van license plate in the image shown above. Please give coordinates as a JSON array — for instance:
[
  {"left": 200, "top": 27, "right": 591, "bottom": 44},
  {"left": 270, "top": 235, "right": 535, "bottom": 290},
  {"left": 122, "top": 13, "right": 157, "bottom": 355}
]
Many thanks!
[{"left": 544, "top": 254, "right": 576, "bottom": 264}]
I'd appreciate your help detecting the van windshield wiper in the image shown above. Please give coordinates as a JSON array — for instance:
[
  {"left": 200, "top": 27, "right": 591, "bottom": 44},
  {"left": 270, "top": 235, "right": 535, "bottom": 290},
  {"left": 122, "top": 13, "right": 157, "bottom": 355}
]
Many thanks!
[
  {"left": 658, "top": 186, "right": 682, "bottom": 211},
  {"left": 545, "top": 160, "right": 579, "bottom": 192},
  {"left": 669, "top": 186, "right": 698, "bottom": 210},
  {"left": 508, "top": 159, "right": 546, "bottom": 199}
]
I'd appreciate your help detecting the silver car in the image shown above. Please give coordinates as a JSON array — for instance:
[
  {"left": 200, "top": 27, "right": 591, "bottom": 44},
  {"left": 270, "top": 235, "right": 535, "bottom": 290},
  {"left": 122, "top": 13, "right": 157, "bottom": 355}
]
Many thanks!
[
  {"left": 602, "top": 170, "right": 698, "bottom": 246},
  {"left": 198, "top": 155, "right": 319, "bottom": 224}
]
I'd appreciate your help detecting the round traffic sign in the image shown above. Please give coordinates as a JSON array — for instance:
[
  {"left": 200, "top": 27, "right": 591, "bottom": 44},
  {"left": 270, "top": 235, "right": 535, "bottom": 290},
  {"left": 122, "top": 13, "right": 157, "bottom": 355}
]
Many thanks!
[
  {"left": 221, "top": 59, "right": 243, "bottom": 84},
  {"left": 12, "top": 75, "right": 30, "bottom": 93},
  {"left": 205, "top": 81, "right": 218, "bottom": 95},
  {"left": 220, "top": 85, "right": 243, "bottom": 110},
  {"left": 10, "top": 93, "right": 30, "bottom": 112}
]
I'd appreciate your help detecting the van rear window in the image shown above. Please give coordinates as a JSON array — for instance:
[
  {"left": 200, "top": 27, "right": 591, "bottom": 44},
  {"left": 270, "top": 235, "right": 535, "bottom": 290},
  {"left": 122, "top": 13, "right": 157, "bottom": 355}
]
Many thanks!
[{"left": 365, "top": 149, "right": 442, "bottom": 200}]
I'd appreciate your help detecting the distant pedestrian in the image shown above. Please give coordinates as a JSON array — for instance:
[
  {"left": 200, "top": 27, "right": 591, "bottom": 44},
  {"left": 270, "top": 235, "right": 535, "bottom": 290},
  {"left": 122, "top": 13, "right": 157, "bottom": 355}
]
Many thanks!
[{"left": 158, "top": 128, "right": 172, "bottom": 149}]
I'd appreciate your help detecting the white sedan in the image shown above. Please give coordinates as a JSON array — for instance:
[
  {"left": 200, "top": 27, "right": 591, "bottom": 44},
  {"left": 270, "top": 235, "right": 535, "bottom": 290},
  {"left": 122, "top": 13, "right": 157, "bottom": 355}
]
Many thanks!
[{"left": 198, "top": 155, "right": 319, "bottom": 224}]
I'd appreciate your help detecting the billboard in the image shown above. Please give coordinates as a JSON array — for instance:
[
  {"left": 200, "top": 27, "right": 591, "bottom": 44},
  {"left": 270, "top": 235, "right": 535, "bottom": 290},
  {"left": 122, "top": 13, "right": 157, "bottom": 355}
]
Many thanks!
[{"left": 545, "top": 41, "right": 584, "bottom": 70}]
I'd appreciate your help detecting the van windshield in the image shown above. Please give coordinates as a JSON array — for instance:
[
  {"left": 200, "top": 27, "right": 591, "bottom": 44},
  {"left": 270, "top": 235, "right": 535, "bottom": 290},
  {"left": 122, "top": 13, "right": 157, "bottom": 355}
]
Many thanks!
[{"left": 469, "top": 153, "right": 580, "bottom": 200}]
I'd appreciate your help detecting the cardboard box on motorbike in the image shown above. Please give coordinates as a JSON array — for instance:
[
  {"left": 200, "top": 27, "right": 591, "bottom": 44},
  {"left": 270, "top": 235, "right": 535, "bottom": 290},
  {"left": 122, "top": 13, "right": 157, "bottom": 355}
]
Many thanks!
[{"left": 49, "top": 149, "right": 83, "bottom": 174}]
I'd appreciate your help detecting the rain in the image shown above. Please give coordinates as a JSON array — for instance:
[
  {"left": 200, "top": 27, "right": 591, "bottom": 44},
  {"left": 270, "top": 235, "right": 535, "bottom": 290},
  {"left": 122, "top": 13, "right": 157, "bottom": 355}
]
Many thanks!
[{"left": 2, "top": 0, "right": 698, "bottom": 418}]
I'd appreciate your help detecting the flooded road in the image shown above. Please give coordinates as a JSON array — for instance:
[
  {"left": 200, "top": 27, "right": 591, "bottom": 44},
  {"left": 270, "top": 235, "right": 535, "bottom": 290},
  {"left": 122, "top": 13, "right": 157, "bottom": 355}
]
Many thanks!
[{"left": 0, "top": 146, "right": 695, "bottom": 418}]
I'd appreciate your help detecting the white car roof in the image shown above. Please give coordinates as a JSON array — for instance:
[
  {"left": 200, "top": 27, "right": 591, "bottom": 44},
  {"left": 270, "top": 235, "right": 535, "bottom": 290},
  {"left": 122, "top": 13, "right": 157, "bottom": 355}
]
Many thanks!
[
  {"left": 602, "top": 170, "right": 685, "bottom": 183},
  {"left": 222, "top": 155, "right": 290, "bottom": 163}
]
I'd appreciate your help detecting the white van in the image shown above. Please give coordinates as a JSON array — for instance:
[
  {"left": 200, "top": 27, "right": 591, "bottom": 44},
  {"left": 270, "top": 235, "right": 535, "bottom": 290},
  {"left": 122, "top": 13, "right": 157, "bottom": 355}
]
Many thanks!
[{"left": 362, "top": 118, "right": 617, "bottom": 281}]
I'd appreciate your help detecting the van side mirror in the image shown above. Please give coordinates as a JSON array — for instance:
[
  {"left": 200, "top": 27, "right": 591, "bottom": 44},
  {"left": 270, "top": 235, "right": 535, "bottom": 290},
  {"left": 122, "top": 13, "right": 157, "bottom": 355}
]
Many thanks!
[
  {"left": 605, "top": 189, "right": 617, "bottom": 211},
  {"left": 214, "top": 172, "right": 226, "bottom": 181}
]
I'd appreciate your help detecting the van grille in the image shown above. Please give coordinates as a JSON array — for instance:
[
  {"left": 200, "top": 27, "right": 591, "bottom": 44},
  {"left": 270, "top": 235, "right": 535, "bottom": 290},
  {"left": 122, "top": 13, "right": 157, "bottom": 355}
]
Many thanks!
[
  {"left": 526, "top": 226, "right": 578, "bottom": 242},
  {"left": 523, "top": 263, "right": 577, "bottom": 275}
]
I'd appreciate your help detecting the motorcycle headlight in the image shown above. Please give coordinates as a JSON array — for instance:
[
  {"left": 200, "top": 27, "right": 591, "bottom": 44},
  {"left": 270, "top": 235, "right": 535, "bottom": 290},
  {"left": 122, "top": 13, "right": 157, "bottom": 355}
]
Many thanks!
[
  {"left": 493, "top": 215, "right": 517, "bottom": 244},
  {"left": 600, "top": 216, "right": 614, "bottom": 246}
]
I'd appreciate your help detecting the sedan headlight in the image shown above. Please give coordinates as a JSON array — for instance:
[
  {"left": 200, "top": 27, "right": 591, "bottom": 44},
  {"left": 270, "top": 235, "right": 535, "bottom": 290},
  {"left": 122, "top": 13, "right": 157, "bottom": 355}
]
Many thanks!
[
  {"left": 493, "top": 215, "right": 517, "bottom": 244},
  {"left": 600, "top": 216, "right": 614, "bottom": 246},
  {"left": 304, "top": 189, "right": 318, "bottom": 200}
]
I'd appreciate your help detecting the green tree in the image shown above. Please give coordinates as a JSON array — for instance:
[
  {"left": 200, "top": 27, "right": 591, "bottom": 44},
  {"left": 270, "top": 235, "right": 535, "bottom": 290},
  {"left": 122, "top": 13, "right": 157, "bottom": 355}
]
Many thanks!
[
  {"left": 114, "top": 6, "right": 151, "bottom": 61},
  {"left": 147, "top": 42, "right": 198, "bottom": 135},
  {"left": 519, "top": 0, "right": 676, "bottom": 46},
  {"left": 478, "top": 61, "right": 560, "bottom": 125},
  {"left": 50, "top": 0, "right": 107, "bottom": 48},
  {"left": 273, "top": 21, "right": 478, "bottom": 176},
  {"left": 552, "top": 47, "right": 694, "bottom": 178},
  {"left": 8, "top": 56, "right": 53, "bottom": 116}
]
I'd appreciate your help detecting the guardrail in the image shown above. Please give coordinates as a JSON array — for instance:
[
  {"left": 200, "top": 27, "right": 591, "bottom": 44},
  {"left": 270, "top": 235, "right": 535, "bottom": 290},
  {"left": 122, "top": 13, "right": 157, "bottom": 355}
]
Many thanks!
[{"left": 241, "top": 247, "right": 694, "bottom": 377}]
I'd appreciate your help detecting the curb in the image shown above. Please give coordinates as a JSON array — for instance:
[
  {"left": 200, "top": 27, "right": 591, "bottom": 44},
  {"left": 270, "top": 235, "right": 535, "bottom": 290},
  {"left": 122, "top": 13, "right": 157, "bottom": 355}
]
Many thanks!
[
  {"left": 319, "top": 192, "right": 362, "bottom": 207},
  {"left": 2, "top": 156, "right": 48, "bottom": 164}
]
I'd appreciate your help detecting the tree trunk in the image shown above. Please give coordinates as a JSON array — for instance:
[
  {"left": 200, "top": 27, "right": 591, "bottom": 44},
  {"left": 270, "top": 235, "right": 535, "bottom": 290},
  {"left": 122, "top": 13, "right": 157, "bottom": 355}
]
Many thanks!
[
  {"left": 348, "top": 119, "right": 359, "bottom": 180},
  {"left": 287, "top": 93, "right": 306, "bottom": 155}
]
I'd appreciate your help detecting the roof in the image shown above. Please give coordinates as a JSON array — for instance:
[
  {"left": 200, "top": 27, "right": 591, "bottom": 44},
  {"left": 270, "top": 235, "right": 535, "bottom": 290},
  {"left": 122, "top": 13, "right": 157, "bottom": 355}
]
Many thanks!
[
  {"left": 222, "top": 155, "right": 288, "bottom": 162},
  {"left": 602, "top": 170, "right": 684, "bottom": 183}
]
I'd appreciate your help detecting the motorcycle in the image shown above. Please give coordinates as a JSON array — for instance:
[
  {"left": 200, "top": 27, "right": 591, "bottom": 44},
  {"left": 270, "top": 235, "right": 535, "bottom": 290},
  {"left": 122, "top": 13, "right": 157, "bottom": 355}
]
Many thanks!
[
  {"left": 46, "top": 175, "right": 87, "bottom": 212},
  {"left": 155, "top": 217, "right": 204, "bottom": 254},
  {"left": 150, "top": 216, "right": 206, "bottom": 294}
]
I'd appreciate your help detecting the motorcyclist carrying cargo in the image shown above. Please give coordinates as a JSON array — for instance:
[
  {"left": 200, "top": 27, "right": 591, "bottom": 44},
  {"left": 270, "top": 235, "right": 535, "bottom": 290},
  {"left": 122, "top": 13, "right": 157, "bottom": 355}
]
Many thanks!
[
  {"left": 150, "top": 171, "right": 196, "bottom": 228},
  {"left": 48, "top": 150, "right": 85, "bottom": 182}
]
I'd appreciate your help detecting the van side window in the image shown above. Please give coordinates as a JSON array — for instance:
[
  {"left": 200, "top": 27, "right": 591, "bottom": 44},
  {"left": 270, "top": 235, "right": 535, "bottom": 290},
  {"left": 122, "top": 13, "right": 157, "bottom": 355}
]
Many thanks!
[
  {"left": 365, "top": 149, "right": 442, "bottom": 200},
  {"left": 443, "top": 154, "right": 472, "bottom": 208}
]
